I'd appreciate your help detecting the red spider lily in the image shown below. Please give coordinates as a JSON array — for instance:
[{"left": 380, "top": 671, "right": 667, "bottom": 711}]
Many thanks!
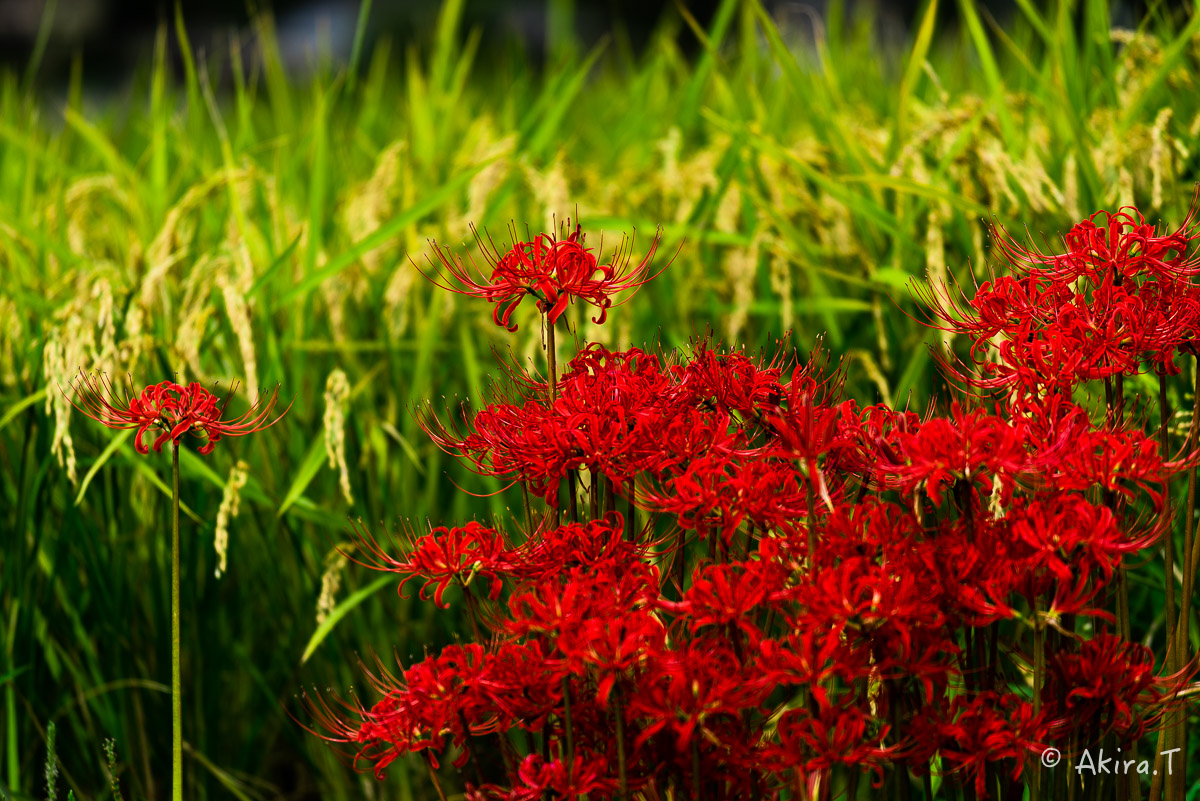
[
  {"left": 420, "top": 221, "right": 665, "bottom": 330},
  {"left": 565, "top": 604, "right": 667, "bottom": 706},
  {"left": 911, "top": 692, "right": 1046, "bottom": 799},
  {"left": 758, "top": 628, "right": 869, "bottom": 700},
  {"left": 673, "top": 340, "right": 790, "bottom": 423},
  {"left": 67, "top": 370, "right": 289, "bottom": 455},
  {"left": 507, "top": 513, "right": 653, "bottom": 581},
  {"left": 916, "top": 200, "right": 1200, "bottom": 401},
  {"left": 799, "top": 556, "right": 946, "bottom": 656},
  {"left": 421, "top": 398, "right": 571, "bottom": 503},
  {"left": 993, "top": 201, "right": 1200, "bottom": 284},
  {"left": 342, "top": 519, "right": 516, "bottom": 608},
  {"left": 629, "top": 639, "right": 772, "bottom": 753},
  {"left": 352, "top": 644, "right": 518, "bottom": 770},
  {"left": 1043, "top": 633, "right": 1186, "bottom": 742},
  {"left": 918, "top": 517, "right": 1022, "bottom": 627},
  {"left": 1007, "top": 494, "right": 1157, "bottom": 583},
  {"left": 502, "top": 754, "right": 616, "bottom": 801},
  {"left": 303, "top": 642, "right": 568, "bottom": 781},
  {"left": 872, "top": 404, "right": 1038, "bottom": 507},
  {"left": 504, "top": 562, "right": 662, "bottom": 654},
  {"left": 421, "top": 344, "right": 755, "bottom": 504},
  {"left": 658, "top": 562, "right": 779, "bottom": 644},
  {"left": 767, "top": 700, "right": 895, "bottom": 779},
  {"left": 1046, "top": 424, "right": 1193, "bottom": 508},
  {"left": 640, "top": 454, "right": 808, "bottom": 542}
]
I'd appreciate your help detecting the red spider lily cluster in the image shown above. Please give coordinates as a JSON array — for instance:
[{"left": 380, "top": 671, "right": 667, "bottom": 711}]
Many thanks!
[
  {"left": 305, "top": 214, "right": 1200, "bottom": 801},
  {"left": 68, "top": 371, "right": 290, "bottom": 455},
  {"left": 921, "top": 203, "right": 1200, "bottom": 393}
]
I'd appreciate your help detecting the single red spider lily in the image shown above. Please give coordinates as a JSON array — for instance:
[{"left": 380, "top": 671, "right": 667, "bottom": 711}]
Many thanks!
[
  {"left": 1042, "top": 633, "right": 1190, "bottom": 743},
  {"left": 419, "top": 220, "right": 666, "bottom": 331},
  {"left": 992, "top": 197, "right": 1200, "bottom": 284},
  {"left": 913, "top": 692, "right": 1047, "bottom": 800},
  {"left": 340, "top": 519, "right": 516, "bottom": 608},
  {"left": 67, "top": 370, "right": 290, "bottom": 455},
  {"left": 505, "top": 754, "right": 616, "bottom": 801}
]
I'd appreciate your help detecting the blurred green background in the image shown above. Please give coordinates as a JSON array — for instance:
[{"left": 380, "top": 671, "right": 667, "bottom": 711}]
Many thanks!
[{"left": 3, "top": 0, "right": 1200, "bottom": 798}]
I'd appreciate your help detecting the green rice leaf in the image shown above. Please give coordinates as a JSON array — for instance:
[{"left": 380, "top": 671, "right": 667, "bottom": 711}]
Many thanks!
[
  {"left": 277, "top": 436, "right": 328, "bottom": 517},
  {"left": 300, "top": 574, "right": 393, "bottom": 664}
]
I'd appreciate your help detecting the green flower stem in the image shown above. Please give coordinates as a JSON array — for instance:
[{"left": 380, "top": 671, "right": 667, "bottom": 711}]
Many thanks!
[
  {"left": 1159, "top": 373, "right": 1176, "bottom": 670},
  {"left": 614, "top": 684, "right": 627, "bottom": 800},
  {"left": 424, "top": 754, "right": 448, "bottom": 801},
  {"left": 546, "top": 314, "right": 558, "bottom": 528},
  {"left": 1032, "top": 595, "right": 1045, "bottom": 801},
  {"left": 171, "top": 442, "right": 182, "bottom": 801},
  {"left": 562, "top": 676, "right": 574, "bottom": 786}
]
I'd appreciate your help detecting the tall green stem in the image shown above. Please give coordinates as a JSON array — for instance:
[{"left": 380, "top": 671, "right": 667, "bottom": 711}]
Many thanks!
[
  {"left": 424, "top": 755, "right": 449, "bottom": 801},
  {"left": 546, "top": 316, "right": 557, "bottom": 400},
  {"left": 546, "top": 315, "right": 558, "bottom": 528},
  {"left": 562, "top": 676, "right": 574, "bottom": 785},
  {"left": 1149, "top": 370, "right": 1173, "bottom": 797},
  {"left": 520, "top": 483, "right": 534, "bottom": 534},
  {"left": 171, "top": 442, "right": 182, "bottom": 801},
  {"left": 1104, "top": 376, "right": 1135, "bottom": 801},
  {"left": 805, "top": 464, "right": 817, "bottom": 567},
  {"left": 1160, "top": 373, "right": 1176, "bottom": 667},
  {"left": 625, "top": 484, "right": 635, "bottom": 541},
  {"left": 614, "top": 684, "right": 627, "bottom": 800},
  {"left": 1170, "top": 360, "right": 1200, "bottom": 801},
  {"left": 1032, "top": 595, "right": 1045, "bottom": 801}
]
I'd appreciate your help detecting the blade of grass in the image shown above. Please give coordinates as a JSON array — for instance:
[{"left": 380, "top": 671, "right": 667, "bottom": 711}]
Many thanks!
[
  {"left": 305, "top": 83, "right": 329, "bottom": 279},
  {"left": 0, "top": 666, "right": 27, "bottom": 687},
  {"left": 980, "top": 6, "right": 1104, "bottom": 204},
  {"left": 675, "top": 0, "right": 738, "bottom": 128},
  {"left": 174, "top": 3, "right": 202, "bottom": 126},
  {"left": 20, "top": 0, "right": 57, "bottom": 94},
  {"left": 525, "top": 40, "right": 607, "bottom": 158},
  {"left": 199, "top": 56, "right": 252, "bottom": 256},
  {"left": 184, "top": 744, "right": 256, "bottom": 801},
  {"left": 254, "top": 11, "right": 294, "bottom": 131},
  {"left": 277, "top": 437, "right": 328, "bottom": 518},
  {"left": 0, "top": 390, "right": 45, "bottom": 431},
  {"left": 1011, "top": 0, "right": 1053, "bottom": 44},
  {"left": 380, "top": 422, "right": 427, "bottom": 477},
  {"left": 893, "top": 340, "right": 933, "bottom": 405},
  {"left": 750, "top": 196, "right": 844, "bottom": 345},
  {"left": 249, "top": 233, "right": 303, "bottom": 298},
  {"left": 299, "top": 574, "right": 392, "bottom": 664},
  {"left": 148, "top": 25, "right": 170, "bottom": 224},
  {"left": 891, "top": 0, "right": 939, "bottom": 157},
  {"left": 956, "top": 0, "right": 1016, "bottom": 144},
  {"left": 1083, "top": 0, "right": 1116, "bottom": 108},
  {"left": 705, "top": 108, "right": 919, "bottom": 255},
  {"left": 429, "top": 0, "right": 465, "bottom": 95},
  {"left": 4, "top": 681, "right": 15, "bottom": 793},
  {"left": 747, "top": 0, "right": 867, "bottom": 171},
  {"left": 842, "top": 174, "right": 988, "bottom": 217},
  {"left": 124, "top": 455, "right": 203, "bottom": 525},
  {"left": 458, "top": 324, "right": 507, "bottom": 522},
  {"left": 346, "top": 0, "right": 373, "bottom": 92},
  {"left": 61, "top": 110, "right": 140, "bottom": 191},
  {"left": 73, "top": 429, "right": 133, "bottom": 507}
]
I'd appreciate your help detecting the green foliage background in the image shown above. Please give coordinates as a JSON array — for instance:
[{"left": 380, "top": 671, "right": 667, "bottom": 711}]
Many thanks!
[{"left": 3, "top": 0, "right": 1200, "bottom": 797}]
